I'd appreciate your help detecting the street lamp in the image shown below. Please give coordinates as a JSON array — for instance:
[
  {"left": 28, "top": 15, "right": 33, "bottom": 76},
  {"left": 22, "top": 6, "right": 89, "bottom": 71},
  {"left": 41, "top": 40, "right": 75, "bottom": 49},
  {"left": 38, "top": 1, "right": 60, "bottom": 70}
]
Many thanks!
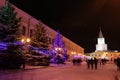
[
  {"left": 21, "top": 38, "right": 31, "bottom": 43},
  {"left": 55, "top": 47, "right": 62, "bottom": 51},
  {"left": 55, "top": 47, "right": 62, "bottom": 54},
  {"left": 21, "top": 37, "right": 31, "bottom": 54}
]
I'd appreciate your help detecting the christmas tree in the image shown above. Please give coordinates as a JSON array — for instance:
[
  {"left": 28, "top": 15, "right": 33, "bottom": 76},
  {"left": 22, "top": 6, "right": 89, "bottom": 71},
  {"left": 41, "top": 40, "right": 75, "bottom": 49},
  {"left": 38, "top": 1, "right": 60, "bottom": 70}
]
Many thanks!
[
  {"left": 30, "top": 21, "right": 51, "bottom": 66},
  {"left": 0, "top": 1, "right": 21, "bottom": 42},
  {"left": 51, "top": 30, "right": 69, "bottom": 64},
  {"left": 0, "top": 1, "right": 24, "bottom": 69},
  {"left": 31, "top": 21, "right": 50, "bottom": 49},
  {"left": 52, "top": 30, "right": 66, "bottom": 53}
]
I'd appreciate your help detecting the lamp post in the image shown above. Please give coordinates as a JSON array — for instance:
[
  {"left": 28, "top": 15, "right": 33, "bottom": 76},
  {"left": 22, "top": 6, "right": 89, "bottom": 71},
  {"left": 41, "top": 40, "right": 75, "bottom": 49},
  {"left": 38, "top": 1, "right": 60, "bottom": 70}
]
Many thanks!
[
  {"left": 55, "top": 47, "right": 62, "bottom": 54},
  {"left": 21, "top": 37, "right": 31, "bottom": 54},
  {"left": 55, "top": 47, "right": 61, "bottom": 51},
  {"left": 54, "top": 47, "right": 62, "bottom": 64}
]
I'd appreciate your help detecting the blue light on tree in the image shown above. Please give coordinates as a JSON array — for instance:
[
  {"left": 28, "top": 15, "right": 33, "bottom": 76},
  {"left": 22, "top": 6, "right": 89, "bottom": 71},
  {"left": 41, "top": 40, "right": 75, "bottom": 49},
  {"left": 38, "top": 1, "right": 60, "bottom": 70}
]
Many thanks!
[{"left": 51, "top": 30, "right": 69, "bottom": 64}]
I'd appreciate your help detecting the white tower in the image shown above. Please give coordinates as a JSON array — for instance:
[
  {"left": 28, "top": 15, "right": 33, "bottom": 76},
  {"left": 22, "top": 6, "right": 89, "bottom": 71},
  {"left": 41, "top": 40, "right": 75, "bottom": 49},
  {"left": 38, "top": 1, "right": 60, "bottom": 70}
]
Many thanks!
[{"left": 96, "top": 28, "right": 108, "bottom": 51}]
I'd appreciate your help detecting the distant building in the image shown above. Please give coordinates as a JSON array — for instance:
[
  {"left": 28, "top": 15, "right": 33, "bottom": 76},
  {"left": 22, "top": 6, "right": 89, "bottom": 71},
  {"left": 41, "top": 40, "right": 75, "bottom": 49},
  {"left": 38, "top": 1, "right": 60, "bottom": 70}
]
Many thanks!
[
  {"left": 96, "top": 28, "right": 108, "bottom": 51},
  {"left": 0, "top": 0, "right": 84, "bottom": 60},
  {"left": 88, "top": 28, "right": 120, "bottom": 60}
]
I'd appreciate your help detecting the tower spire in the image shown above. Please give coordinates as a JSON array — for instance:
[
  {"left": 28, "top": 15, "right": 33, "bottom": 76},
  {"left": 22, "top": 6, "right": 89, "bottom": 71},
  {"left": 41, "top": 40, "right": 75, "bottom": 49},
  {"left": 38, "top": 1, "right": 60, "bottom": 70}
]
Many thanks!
[
  {"left": 99, "top": 27, "right": 103, "bottom": 38},
  {"left": 96, "top": 27, "right": 108, "bottom": 51}
]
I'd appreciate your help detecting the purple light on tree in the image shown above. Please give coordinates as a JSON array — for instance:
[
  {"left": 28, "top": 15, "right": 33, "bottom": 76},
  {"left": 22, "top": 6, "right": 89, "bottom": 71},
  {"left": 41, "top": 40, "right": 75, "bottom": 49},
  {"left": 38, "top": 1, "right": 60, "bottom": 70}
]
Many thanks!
[
  {"left": 52, "top": 30, "right": 66, "bottom": 53},
  {"left": 51, "top": 30, "right": 68, "bottom": 64}
]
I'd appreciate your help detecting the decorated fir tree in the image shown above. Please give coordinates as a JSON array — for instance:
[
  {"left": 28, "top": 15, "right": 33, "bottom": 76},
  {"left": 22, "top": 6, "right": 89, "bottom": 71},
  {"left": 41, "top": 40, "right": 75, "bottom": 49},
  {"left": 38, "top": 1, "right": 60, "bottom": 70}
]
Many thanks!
[
  {"left": 52, "top": 30, "right": 66, "bottom": 53},
  {"left": 30, "top": 21, "right": 51, "bottom": 66},
  {"left": 0, "top": 1, "right": 21, "bottom": 42},
  {"left": 31, "top": 21, "right": 50, "bottom": 49},
  {"left": 51, "top": 30, "right": 69, "bottom": 64},
  {"left": 0, "top": 1, "right": 24, "bottom": 69}
]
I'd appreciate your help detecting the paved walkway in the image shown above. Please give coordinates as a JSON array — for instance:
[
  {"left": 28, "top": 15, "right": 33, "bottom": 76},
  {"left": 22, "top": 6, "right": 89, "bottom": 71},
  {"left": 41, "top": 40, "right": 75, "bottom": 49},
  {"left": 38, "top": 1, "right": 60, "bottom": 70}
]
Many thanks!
[
  {"left": 23, "top": 61, "right": 73, "bottom": 70},
  {"left": 0, "top": 61, "right": 120, "bottom": 80},
  {"left": 18, "top": 61, "right": 120, "bottom": 80}
]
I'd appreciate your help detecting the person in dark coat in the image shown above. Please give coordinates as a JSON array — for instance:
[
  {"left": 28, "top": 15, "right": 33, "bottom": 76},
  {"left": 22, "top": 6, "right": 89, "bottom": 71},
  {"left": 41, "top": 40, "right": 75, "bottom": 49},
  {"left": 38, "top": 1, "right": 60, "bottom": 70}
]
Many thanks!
[
  {"left": 86, "top": 58, "right": 91, "bottom": 69},
  {"left": 116, "top": 57, "right": 120, "bottom": 71},
  {"left": 90, "top": 58, "right": 94, "bottom": 69},
  {"left": 93, "top": 57, "right": 98, "bottom": 69}
]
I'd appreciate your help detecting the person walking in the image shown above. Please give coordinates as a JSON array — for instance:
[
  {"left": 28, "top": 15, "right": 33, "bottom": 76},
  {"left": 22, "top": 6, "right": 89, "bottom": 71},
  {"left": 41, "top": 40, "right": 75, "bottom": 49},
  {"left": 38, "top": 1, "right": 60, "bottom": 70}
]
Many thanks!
[
  {"left": 116, "top": 57, "right": 120, "bottom": 71},
  {"left": 86, "top": 58, "right": 91, "bottom": 69},
  {"left": 93, "top": 57, "right": 98, "bottom": 69},
  {"left": 90, "top": 58, "right": 94, "bottom": 69}
]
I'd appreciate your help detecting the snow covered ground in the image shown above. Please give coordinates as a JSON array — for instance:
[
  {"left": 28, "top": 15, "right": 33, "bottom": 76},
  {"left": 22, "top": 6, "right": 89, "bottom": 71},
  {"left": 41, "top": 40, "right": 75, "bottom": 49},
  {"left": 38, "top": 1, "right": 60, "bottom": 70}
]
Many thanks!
[{"left": 0, "top": 61, "right": 119, "bottom": 80}]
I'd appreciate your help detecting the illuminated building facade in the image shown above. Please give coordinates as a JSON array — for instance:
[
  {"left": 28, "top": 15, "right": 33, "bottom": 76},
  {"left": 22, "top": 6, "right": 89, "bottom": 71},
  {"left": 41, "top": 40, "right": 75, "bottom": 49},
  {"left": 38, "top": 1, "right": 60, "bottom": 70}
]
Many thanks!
[{"left": 0, "top": 0, "right": 84, "bottom": 59}]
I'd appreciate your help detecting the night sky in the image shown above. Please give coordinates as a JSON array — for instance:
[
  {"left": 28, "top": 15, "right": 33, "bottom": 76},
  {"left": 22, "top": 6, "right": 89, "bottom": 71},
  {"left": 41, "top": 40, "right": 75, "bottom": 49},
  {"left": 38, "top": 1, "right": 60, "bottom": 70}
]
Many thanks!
[{"left": 9, "top": 0, "right": 120, "bottom": 53}]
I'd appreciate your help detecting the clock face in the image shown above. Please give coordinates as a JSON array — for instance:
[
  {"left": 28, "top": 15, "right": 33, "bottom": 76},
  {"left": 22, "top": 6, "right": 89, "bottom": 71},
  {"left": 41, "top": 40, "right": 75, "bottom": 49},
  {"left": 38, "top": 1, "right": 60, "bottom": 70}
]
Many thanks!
[{"left": 98, "top": 38, "right": 105, "bottom": 44}]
